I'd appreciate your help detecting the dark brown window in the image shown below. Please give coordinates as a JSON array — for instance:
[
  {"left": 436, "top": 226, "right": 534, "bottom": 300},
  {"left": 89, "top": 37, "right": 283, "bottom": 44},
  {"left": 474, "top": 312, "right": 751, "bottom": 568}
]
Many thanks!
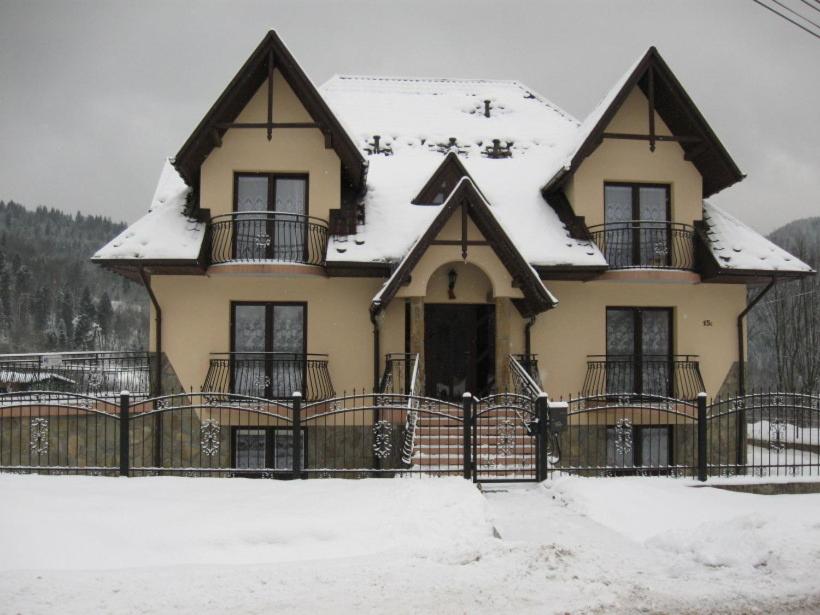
[
  {"left": 233, "top": 173, "right": 309, "bottom": 261},
  {"left": 603, "top": 183, "right": 671, "bottom": 267},
  {"left": 606, "top": 307, "right": 673, "bottom": 396},
  {"left": 232, "top": 426, "right": 307, "bottom": 473},
  {"left": 230, "top": 302, "right": 306, "bottom": 398}
]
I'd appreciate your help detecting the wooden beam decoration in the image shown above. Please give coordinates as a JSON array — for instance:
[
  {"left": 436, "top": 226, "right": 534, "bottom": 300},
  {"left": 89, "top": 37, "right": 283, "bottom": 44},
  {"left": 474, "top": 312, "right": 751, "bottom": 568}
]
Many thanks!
[
  {"left": 648, "top": 65, "right": 656, "bottom": 152},
  {"left": 461, "top": 201, "right": 468, "bottom": 260},
  {"left": 267, "top": 49, "right": 274, "bottom": 141},
  {"left": 602, "top": 132, "right": 701, "bottom": 143},
  {"left": 210, "top": 128, "right": 222, "bottom": 148},
  {"left": 323, "top": 129, "right": 333, "bottom": 149}
]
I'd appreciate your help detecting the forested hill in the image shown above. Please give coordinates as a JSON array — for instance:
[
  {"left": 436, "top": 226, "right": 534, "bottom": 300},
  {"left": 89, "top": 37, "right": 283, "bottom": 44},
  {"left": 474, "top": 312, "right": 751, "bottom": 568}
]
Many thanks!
[
  {"left": 0, "top": 200, "right": 147, "bottom": 353},
  {"left": 748, "top": 216, "right": 820, "bottom": 392}
]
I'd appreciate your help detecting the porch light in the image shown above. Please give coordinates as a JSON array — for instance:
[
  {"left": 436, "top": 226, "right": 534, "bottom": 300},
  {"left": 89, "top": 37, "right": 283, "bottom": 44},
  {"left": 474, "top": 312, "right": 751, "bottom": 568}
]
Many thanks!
[{"left": 448, "top": 268, "right": 457, "bottom": 300}]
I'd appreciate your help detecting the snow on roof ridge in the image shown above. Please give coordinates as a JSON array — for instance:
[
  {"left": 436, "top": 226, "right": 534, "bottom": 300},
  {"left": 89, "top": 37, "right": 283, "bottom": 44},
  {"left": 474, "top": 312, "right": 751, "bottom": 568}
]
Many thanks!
[{"left": 322, "top": 74, "right": 578, "bottom": 124}]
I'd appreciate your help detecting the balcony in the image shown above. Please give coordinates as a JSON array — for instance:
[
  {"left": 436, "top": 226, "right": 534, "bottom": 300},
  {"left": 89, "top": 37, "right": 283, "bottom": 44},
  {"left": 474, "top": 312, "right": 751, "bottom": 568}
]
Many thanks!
[
  {"left": 582, "top": 354, "right": 705, "bottom": 400},
  {"left": 587, "top": 221, "right": 696, "bottom": 270},
  {"left": 202, "top": 352, "right": 334, "bottom": 402},
  {"left": 208, "top": 212, "right": 328, "bottom": 266}
]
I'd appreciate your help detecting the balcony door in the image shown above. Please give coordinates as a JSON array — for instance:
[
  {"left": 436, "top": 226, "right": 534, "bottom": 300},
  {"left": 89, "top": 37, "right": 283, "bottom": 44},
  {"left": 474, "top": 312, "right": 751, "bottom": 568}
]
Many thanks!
[
  {"left": 606, "top": 307, "right": 672, "bottom": 396},
  {"left": 604, "top": 183, "right": 670, "bottom": 268},
  {"left": 231, "top": 302, "right": 306, "bottom": 398},
  {"left": 234, "top": 173, "right": 308, "bottom": 261}
]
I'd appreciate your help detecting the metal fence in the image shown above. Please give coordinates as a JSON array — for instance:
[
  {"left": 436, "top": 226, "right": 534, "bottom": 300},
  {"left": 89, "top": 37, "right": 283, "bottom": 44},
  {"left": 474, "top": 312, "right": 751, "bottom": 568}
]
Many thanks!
[
  {"left": 1, "top": 387, "right": 817, "bottom": 481},
  {"left": 0, "top": 352, "right": 153, "bottom": 400}
]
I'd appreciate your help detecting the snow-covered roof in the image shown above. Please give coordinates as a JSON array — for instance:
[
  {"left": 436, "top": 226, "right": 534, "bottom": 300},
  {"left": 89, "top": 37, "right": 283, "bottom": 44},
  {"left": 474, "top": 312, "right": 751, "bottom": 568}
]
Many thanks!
[
  {"left": 0, "top": 370, "right": 75, "bottom": 385},
  {"left": 92, "top": 160, "right": 205, "bottom": 262},
  {"left": 702, "top": 202, "right": 813, "bottom": 273},
  {"left": 320, "top": 76, "right": 605, "bottom": 268}
]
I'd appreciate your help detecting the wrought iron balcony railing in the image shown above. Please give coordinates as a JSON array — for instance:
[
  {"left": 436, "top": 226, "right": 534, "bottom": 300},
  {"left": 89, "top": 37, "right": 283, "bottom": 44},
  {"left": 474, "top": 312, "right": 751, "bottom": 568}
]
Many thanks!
[
  {"left": 0, "top": 351, "right": 153, "bottom": 398},
  {"left": 582, "top": 354, "right": 705, "bottom": 400},
  {"left": 587, "top": 221, "right": 696, "bottom": 270},
  {"left": 202, "top": 352, "right": 334, "bottom": 402},
  {"left": 208, "top": 212, "right": 328, "bottom": 266}
]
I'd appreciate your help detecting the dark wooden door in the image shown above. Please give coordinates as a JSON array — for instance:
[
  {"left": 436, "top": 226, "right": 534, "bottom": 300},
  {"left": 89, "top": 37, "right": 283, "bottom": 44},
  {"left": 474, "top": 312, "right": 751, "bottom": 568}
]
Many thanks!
[{"left": 424, "top": 304, "right": 495, "bottom": 400}]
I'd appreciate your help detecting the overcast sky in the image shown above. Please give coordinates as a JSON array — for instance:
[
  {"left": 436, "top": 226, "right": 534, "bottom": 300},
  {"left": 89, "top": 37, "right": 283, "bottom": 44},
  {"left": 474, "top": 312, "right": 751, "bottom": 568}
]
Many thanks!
[{"left": 0, "top": 0, "right": 817, "bottom": 233}]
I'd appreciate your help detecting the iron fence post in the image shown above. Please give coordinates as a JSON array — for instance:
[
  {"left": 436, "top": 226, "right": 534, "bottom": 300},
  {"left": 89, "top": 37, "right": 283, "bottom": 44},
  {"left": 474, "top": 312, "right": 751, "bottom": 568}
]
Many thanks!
[
  {"left": 292, "top": 391, "right": 303, "bottom": 479},
  {"left": 119, "top": 391, "right": 130, "bottom": 477},
  {"left": 697, "top": 392, "right": 707, "bottom": 482},
  {"left": 536, "top": 394, "right": 548, "bottom": 482},
  {"left": 462, "top": 393, "right": 472, "bottom": 480}
]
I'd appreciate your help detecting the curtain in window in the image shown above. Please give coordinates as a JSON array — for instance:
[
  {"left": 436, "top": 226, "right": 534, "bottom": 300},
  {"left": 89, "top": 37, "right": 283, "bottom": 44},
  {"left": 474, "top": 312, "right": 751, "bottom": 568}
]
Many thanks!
[
  {"left": 236, "top": 176, "right": 270, "bottom": 260},
  {"left": 273, "top": 178, "right": 306, "bottom": 261},
  {"left": 604, "top": 185, "right": 633, "bottom": 268}
]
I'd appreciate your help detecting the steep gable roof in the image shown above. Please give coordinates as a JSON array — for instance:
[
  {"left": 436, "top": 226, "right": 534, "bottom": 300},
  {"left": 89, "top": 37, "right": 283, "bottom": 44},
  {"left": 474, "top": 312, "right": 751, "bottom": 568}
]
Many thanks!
[
  {"left": 372, "top": 175, "right": 557, "bottom": 318},
  {"left": 173, "top": 31, "right": 366, "bottom": 194},
  {"left": 544, "top": 47, "right": 744, "bottom": 198}
]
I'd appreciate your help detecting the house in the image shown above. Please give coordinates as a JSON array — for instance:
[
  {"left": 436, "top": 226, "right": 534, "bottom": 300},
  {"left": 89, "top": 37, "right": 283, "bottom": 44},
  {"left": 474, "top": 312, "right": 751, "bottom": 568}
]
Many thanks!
[{"left": 91, "top": 32, "right": 812, "bottom": 474}]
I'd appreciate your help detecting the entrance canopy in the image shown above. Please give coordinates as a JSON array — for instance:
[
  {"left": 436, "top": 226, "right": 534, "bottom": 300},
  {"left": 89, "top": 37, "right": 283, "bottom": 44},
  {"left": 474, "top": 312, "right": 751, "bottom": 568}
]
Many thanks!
[{"left": 371, "top": 174, "right": 557, "bottom": 318}]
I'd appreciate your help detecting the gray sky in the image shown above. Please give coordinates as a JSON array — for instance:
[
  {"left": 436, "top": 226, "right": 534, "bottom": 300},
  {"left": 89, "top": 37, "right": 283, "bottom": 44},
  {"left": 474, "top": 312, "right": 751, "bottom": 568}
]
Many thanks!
[{"left": 0, "top": 0, "right": 817, "bottom": 233}]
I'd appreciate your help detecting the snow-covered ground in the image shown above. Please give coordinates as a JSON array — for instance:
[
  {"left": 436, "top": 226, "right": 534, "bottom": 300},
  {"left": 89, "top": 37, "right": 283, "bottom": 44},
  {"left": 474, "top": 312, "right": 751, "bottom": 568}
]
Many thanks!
[{"left": 1, "top": 474, "right": 819, "bottom": 614}]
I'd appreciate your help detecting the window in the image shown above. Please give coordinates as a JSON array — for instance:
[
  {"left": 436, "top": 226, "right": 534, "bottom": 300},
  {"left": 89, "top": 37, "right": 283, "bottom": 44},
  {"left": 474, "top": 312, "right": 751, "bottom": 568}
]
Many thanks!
[
  {"left": 606, "top": 425, "right": 672, "bottom": 469},
  {"left": 606, "top": 307, "right": 673, "bottom": 396},
  {"left": 231, "top": 302, "right": 306, "bottom": 398},
  {"left": 604, "top": 183, "right": 670, "bottom": 267},
  {"left": 233, "top": 427, "right": 307, "bottom": 472},
  {"left": 234, "top": 173, "right": 308, "bottom": 261}
]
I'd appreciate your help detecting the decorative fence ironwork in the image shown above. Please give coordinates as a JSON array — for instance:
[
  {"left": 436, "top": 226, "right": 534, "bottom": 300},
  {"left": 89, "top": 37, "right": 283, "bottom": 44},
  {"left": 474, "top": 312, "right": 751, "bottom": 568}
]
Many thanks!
[
  {"left": 549, "top": 394, "right": 700, "bottom": 478},
  {"left": 473, "top": 393, "right": 542, "bottom": 482},
  {"left": 2, "top": 388, "right": 817, "bottom": 481},
  {"left": 707, "top": 391, "right": 820, "bottom": 478},
  {"left": 201, "top": 352, "right": 334, "bottom": 402},
  {"left": 587, "top": 221, "right": 696, "bottom": 270},
  {"left": 208, "top": 212, "right": 328, "bottom": 266},
  {"left": 582, "top": 354, "right": 705, "bottom": 401},
  {"left": 0, "top": 352, "right": 153, "bottom": 399}
]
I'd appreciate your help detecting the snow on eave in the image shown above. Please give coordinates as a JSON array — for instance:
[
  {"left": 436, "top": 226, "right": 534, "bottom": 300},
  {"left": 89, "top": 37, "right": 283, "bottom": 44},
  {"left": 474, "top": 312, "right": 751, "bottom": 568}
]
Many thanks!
[
  {"left": 702, "top": 202, "right": 814, "bottom": 274},
  {"left": 92, "top": 159, "right": 206, "bottom": 263}
]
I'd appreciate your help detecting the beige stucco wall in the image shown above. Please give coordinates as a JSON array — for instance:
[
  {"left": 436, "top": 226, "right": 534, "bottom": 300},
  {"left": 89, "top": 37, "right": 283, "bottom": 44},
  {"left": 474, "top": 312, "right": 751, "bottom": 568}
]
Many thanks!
[
  {"left": 148, "top": 272, "right": 743, "bottom": 400},
  {"left": 199, "top": 69, "right": 341, "bottom": 222},
  {"left": 396, "top": 207, "right": 524, "bottom": 300},
  {"left": 529, "top": 280, "right": 746, "bottom": 399},
  {"left": 566, "top": 86, "right": 704, "bottom": 227},
  {"left": 149, "top": 273, "right": 403, "bottom": 395}
]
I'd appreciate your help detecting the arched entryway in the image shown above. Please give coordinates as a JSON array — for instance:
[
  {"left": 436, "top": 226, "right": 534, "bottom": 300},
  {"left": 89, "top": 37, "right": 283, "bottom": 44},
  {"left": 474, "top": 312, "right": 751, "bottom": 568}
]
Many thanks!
[{"left": 423, "top": 263, "right": 495, "bottom": 400}]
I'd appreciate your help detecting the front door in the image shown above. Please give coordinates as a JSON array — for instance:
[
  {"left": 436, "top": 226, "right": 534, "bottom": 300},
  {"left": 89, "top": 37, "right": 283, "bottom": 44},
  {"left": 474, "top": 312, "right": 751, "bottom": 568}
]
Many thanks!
[{"left": 424, "top": 304, "right": 495, "bottom": 400}]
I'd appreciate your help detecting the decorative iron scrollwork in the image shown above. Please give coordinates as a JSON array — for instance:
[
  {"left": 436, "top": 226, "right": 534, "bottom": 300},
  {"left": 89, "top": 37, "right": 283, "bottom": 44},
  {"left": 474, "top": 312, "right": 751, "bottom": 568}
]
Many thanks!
[
  {"left": 614, "top": 418, "right": 633, "bottom": 455},
  {"left": 30, "top": 418, "right": 49, "bottom": 454},
  {"left": 254, "top": 233, "right": 271, "bottom": 249},
  {"left": 200, "top": 419, "right": 221, "bottom": 456},
  {"left": 372, "top": 420, "right": 393, "bottom": 459},
  {"left": 497, "top": 419, "right": 516, "bottom": 457},
  {"left": 769, "top": 419, "right": 791, "bottom": 451}
]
